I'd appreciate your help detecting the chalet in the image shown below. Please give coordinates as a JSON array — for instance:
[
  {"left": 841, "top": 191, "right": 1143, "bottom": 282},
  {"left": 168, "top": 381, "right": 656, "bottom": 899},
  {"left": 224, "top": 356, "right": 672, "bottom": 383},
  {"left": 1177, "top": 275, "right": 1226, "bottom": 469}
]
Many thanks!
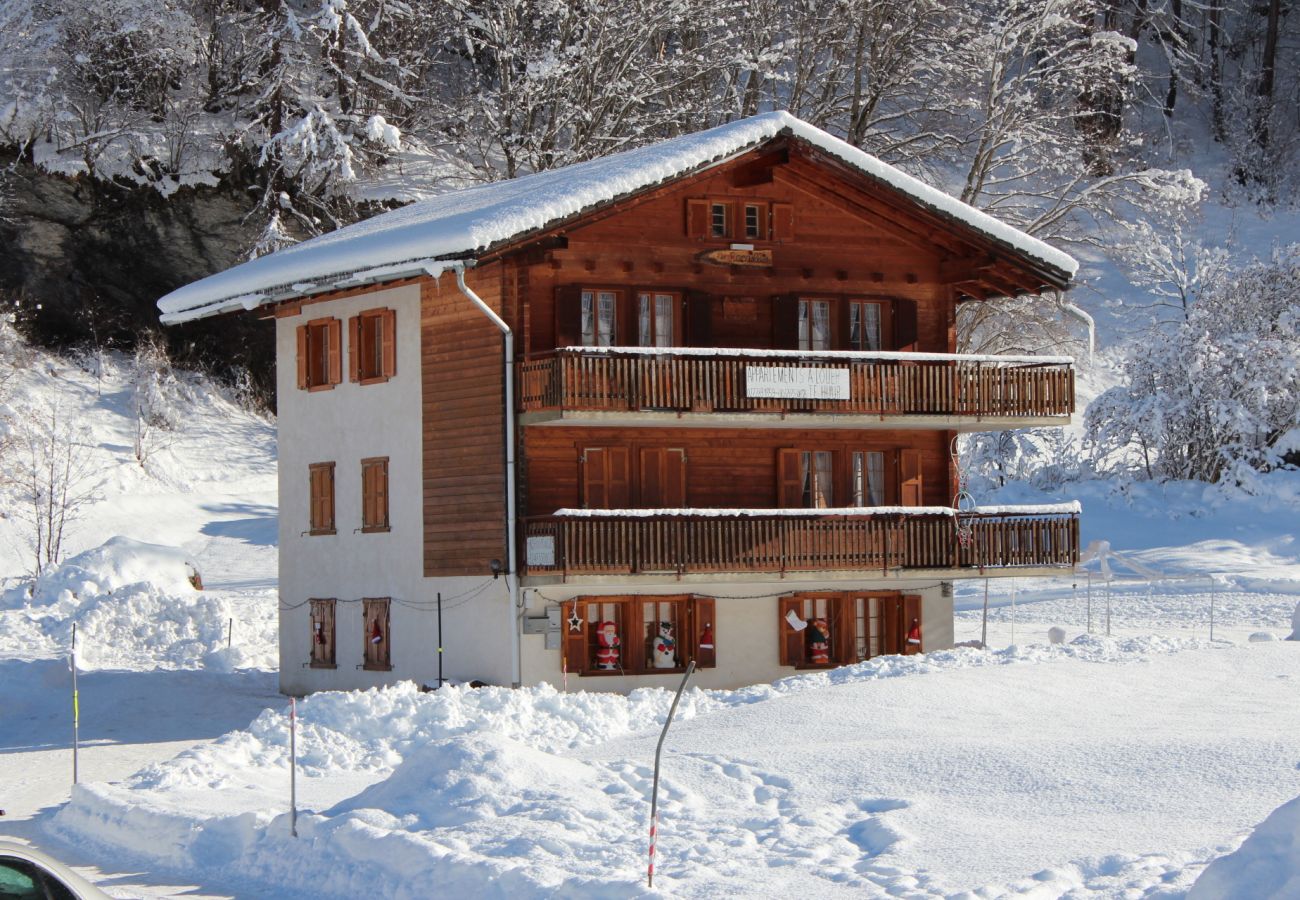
[{"left": 158, "top": 112, "right": 1081, "bottom": 694}]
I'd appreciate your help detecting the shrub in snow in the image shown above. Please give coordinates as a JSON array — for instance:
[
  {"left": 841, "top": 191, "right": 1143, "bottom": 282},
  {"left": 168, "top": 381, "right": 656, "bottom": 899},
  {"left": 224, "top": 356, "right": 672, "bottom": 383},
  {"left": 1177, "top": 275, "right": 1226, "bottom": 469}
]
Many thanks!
[{"left": 1048, "top": 626, "right": 1066, "bottom": 644}]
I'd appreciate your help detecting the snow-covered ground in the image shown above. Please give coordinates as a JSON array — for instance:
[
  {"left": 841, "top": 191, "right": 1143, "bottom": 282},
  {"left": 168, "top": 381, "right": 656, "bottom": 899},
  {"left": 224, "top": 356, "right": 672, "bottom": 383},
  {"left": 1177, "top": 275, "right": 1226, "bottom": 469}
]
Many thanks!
[{"left": 2, "top": 342, "right": 1300, "bottom": 898}]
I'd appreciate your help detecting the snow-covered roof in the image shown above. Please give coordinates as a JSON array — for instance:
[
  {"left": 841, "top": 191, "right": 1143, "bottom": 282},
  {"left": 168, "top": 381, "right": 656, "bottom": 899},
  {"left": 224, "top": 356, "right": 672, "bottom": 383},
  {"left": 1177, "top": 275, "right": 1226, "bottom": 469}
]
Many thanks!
[{"left": 158, "top": 111, "right": 1079, "bottom": 324}]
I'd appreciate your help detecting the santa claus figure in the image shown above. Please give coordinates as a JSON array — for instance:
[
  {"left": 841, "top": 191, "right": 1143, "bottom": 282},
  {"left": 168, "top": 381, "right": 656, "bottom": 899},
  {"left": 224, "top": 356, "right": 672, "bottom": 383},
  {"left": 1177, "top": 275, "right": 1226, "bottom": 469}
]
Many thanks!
[
  {"left": 906, "top": 618, "right": 922, "bottom": 654},
  {"left": 652, "top": 621, "right": 676, "bottom": 668},
  {"left": 808, "top": 618, "right": 830, "bottom": 665},
  {"left": 595, "top": 621, "right": 621, "bottom": 670}
]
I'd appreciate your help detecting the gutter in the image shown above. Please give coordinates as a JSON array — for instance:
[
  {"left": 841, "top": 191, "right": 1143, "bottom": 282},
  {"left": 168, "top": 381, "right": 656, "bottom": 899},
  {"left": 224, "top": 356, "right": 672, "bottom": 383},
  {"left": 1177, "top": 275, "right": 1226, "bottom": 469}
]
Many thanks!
[{"left": 442, "top": 262, "right": 522, "bottom": 689}]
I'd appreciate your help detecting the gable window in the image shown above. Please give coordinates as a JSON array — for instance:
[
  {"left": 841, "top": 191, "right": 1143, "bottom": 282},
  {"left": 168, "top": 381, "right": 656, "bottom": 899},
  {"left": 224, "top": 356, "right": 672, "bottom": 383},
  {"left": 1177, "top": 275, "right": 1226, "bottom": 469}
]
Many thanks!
[
  {"left": 361, "top": 457, "right": 389, "bottom": 532},
  {"left": 310, "top": 598, "right": 336, "bottom": 668},
  {"left": 851, "top": 451, "right": 886, "bottom": 506},
  {"left": 350, "top": 308, "right": 396, "bottom": 383},
  {"left": 798, "top": 300, "right": 832, "bottom": 351},
  {"left": 581, "top": 290, "right": 618, "bottom": 346},
  {"left": 363, "top": 597, "right": 391, "bottom": 670},
  {"left": 637, "top": 292, "right": 678, "bottom": 347},
  {"left": 308, "top": 462, "right": 336, "bottom": 535},
  {"left": 743, "top": 202, "right": 768, "bottom": 240},
  {"left": 296, "top": 317, "right": 342, "bottom": 390},
  {"left": 562, "top": 595, "right": 716, "bottom": 676},
  {"left": 848, "top": 301, "right": 884, "bottom": 352},
  {"left": 710, "top": 202, "right": 729, "bottom": 238}
]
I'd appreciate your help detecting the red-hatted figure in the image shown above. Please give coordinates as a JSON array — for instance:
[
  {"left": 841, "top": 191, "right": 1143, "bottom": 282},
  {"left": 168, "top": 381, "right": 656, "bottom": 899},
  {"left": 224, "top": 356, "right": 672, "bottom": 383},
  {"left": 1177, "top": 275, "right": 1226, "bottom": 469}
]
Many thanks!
[
  {"left": 808, "top": 618, "right": 830, "bottom": 665},
  {"left": 906, "top": 618, "right": 922, "bottom": 654},
  {"left": 595, "top": 621, "right": 621, "bottom": 670}
]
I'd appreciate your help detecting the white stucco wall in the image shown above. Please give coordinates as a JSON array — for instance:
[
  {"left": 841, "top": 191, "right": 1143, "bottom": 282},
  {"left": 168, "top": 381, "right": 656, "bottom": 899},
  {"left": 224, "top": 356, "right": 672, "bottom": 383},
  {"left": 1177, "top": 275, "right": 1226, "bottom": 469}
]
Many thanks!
[
  {"left": 519, "top": 577, "right": 953, "bottom": 693},
  {"left": 276, "top": 284, "right": 514, "bottom": 694}
]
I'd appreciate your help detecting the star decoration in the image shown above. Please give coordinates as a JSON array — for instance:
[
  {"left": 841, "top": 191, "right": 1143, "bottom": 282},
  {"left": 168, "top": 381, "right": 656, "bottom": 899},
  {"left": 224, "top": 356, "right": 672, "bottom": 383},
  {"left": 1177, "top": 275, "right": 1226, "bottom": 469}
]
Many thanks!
[{"left": 567, "top": 609, "right": 584, "bottom": 632}]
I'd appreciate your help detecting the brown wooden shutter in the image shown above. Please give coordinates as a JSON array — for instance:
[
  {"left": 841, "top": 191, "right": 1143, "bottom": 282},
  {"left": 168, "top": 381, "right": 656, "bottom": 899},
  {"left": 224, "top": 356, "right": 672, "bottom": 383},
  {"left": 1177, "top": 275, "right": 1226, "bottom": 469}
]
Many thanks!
[
  {"left": 639, "top": 448, "right": 663, "bottom": 508},
  {"left": 555, "top": 286, "right": 584, "bottom": 348},
  {"left": 375, "top": 460, "right": 388, "bottom": 526},
  {"left": 838, "top": 299, "right": 853, "bottom": 350},
  {"left": 582, "top": 448, "right": 608, "bottom": 509},
  {"left": 691, "top": 596, "right": 716, "bottom": 668},
  {"left": 832, "top": 596, "right": 855, "bottom": 665},
  {"left": 311, "top": 598, "right": 336, "bottom": 666},
  {"left": 348, "top": 315, "right": 360, "bottom": 382},
  {"left": 617, "top": 292, "right": 636, "bottom": 347},
  {"left": 880, "top": 594, "right": 902, "bottom": 655},
  {"left": 309, "top": 466, "right": 323, "bottom": 531},
  {"left": 381, "top": 308, "right": 397, "bottom": 377},
  {"left": 778, "top": 448, "right": 804, "bottom": 508},
  {"left": 607, "top": 446, "right": 630, "bottom": 508},
  {"left": 323, "top": 599, "right": 335, "bottom": 664},
  {"left": 687, "top": 292, "right": 712, "bottom": 347},
  {"left": 296, "top": 325, "right": 309, "bottom": 389},
  {"left": 363, "top": 598, "right": 391, "bottom": 670},
  {"left": 325, "top": 463, "right": 335, "bottom": 530},
  {"left": 772, "top": 203, "right": 794, "bottom": 242},
  {"left": 563, "top": 600, "right": 588, "bottom": 675},
  {"left": 903, "top": 594, "right": 922, "bottom": 655},
  {"left": 686, "top": 199, "right": 710, "bottom": 238},
  {"left": 892, "top": 298, "right": 918, "bottom": 351},
  {"left": 778, "top": 597, "right": 804, "bottom": 666},
  {"left": 772, "top": 295, "right": 800, "bottom": 349},
  {"left": 327, "top": 318, "right": 343, "bottom": 384},
  {"left": 899, "top": 449, "right": 923, "bottom": 507},
  {"left": 665, "top": 448, "right": 686, "bottom": 507}
]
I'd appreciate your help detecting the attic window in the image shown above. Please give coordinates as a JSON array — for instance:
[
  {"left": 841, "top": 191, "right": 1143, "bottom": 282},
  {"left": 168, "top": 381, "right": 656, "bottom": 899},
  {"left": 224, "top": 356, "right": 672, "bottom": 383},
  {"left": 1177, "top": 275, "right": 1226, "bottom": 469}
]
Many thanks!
[
  {"left": 297, "top": 317, "right": 342, "bottom": 390},
  {"left": 350, "top": 308, "right": 396, "bottom": 383},
  {"left": 710, "top": 202, "right": 728, "bottom": 238}
]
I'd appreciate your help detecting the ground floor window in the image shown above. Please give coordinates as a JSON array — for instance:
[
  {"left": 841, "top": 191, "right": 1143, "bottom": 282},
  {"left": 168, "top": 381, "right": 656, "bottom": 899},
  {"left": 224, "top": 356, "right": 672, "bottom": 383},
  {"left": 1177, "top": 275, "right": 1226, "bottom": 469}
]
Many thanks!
[
  {"left": 563, "top": 595, "right": 716, "bottom": 675},
  {"left": 363, "top": 597, "right": 392, "bottom": 671},
  {"left": 780, "top": 591, "right": 921, "bottom": 668},
  {"left": 310, "top": 598, "right": 336, "bottom": 668}
]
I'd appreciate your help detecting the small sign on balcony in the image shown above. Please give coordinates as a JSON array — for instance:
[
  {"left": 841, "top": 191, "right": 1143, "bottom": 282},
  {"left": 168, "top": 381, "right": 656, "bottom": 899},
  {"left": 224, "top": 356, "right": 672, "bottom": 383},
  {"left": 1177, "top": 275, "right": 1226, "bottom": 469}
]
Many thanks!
[
  {"left": 746, "top": 366, "right": 850, "bottom": 400},
  {"left": 526, "top": 535, "right": 555, "bottom": 567}
]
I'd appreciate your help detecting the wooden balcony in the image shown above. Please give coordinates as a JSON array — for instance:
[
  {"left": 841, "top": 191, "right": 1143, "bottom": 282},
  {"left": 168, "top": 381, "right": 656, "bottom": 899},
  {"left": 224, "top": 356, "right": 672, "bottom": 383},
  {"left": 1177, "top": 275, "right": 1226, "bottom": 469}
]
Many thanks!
[
  {"left": 522, "top": 506, "right": 1080, "bottom": 579},
  {"left": 517, "top": 347, "right": 1074, "bottom": 429}
]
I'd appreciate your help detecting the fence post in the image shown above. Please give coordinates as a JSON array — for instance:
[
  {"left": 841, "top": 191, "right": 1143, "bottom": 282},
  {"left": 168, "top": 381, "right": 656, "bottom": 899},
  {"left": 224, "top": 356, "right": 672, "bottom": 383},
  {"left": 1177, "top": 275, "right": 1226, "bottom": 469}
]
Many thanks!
[{"left": 648, "top": 660, "right": 696, "bottom": 888}]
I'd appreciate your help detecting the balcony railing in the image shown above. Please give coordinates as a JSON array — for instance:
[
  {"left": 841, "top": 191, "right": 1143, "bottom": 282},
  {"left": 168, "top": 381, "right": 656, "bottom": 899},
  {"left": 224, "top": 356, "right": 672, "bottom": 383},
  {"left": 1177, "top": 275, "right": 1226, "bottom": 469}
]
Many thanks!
[
  {"left": 522, "top": 506, "right": 1080, "bottom": 577},
  {"left": 518, "top": 347, "right": 1074, "bottom": 419}
]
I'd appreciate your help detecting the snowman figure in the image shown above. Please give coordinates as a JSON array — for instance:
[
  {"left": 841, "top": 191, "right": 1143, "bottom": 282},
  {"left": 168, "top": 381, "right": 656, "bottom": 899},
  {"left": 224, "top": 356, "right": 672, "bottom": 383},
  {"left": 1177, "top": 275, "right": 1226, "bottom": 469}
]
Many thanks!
[
  {"left": 595, "top": 621, "right": 621, "bottom": 670},
  {"left": 652, "top": 621, "right": 677, "bottom": 668}
]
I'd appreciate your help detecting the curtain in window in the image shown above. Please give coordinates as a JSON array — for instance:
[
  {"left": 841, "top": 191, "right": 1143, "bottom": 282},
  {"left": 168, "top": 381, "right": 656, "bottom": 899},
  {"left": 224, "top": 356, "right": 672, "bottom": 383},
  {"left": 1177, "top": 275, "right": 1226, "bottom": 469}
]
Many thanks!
[{"left": 852, "top": 451, "right": 886, "bottom": 506}]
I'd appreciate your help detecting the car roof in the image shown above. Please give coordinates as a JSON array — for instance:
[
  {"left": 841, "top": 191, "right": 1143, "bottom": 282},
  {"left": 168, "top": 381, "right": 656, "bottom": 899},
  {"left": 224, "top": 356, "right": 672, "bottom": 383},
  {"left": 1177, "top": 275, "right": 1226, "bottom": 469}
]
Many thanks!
[{"left": 0, "top": 840, "right": 113, "bottom": 899}]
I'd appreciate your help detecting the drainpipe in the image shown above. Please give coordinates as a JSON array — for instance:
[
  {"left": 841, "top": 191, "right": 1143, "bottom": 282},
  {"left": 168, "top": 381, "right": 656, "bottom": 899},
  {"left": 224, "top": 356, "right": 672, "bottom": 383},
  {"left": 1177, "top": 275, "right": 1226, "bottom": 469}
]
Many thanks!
[
  {"left": 446, "top": 263, "right": 521, "bottom": 688},
  {"left": 1060, "top": 301, "right": 1094, "bottom": 365}
]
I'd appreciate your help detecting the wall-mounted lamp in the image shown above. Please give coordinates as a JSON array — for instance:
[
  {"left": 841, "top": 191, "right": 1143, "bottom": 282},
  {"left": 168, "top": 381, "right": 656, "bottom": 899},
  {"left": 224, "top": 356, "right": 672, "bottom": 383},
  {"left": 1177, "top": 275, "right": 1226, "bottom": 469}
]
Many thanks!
[{"left": 489, "top": 559, "right": 503, "bottom": 580}]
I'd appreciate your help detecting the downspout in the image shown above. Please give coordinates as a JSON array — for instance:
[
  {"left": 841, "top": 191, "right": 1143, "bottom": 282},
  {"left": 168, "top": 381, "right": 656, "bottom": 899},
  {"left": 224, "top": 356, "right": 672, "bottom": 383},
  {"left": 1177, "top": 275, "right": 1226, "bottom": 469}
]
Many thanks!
[
  {"left": 445, "top": 263, "right": 521, "bottom": 688},
  {"left": 1060, "top": 301, "right": 1094, "bottom": 364}
]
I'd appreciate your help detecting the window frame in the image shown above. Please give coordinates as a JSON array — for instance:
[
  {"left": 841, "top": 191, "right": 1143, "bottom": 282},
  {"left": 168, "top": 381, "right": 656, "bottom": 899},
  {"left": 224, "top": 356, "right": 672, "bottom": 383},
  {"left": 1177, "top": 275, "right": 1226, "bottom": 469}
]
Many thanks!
[
  {"left": 579, "top": 288, "right": 620, "bottom": 347},
  {"left": 636, "top": 290, "right": 682, "bottom": 348},
  {"left": 308, "top": 461, "right": 336, "bottom": 535},
  {"left": 350, "top": 307, "right": 397, "bottom": 384},
  {"left": 309, "top": 598, "right": 337, "bottom": 668},
  {"left": 298, "top": 316, "right": 342, "bottom": 391},
  {"left": 686, "top": 197, "right": 789, "bottom": 243},
  {"left": 360, "top": 456, "right": 390, "bottom": 532},
  {"left": 780, "top": 592, "right": 921, "bottom": 669},
  {"left": 362, "top": 597, "right": 392, "bottom": 671},
  {"left": 562, "top": 595, "right": 716, "bottom": 676}
]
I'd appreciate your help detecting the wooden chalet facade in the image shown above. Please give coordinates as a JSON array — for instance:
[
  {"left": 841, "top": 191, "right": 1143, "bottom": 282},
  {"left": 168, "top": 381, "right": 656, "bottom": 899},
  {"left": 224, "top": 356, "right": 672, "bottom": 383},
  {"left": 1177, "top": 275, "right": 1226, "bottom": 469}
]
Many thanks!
[{"left": 159, "top": 112, "right": 1081, "bottom": 694}]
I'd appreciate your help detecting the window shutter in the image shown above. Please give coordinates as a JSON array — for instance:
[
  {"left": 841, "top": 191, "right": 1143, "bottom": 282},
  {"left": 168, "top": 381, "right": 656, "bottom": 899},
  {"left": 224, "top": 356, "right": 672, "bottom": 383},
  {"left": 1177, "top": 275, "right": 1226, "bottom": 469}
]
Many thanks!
[
  {"left": 839, "top": 299, "right": 853, "bottom": 351},
  {"left": 892, "top": 298, "right": 918, "bottom": 351},
  {"left": 309, "top": 467, "right": 321, "bottom": 530},
  {"left": 772, "top": 203, "right": 794, "bottom": 242},
  {"left": 555, "top": 286, "right": 583, "bottom": 348},
  {"left": 686, "top": 292, "right": 712, "bottom": 347},
  {"left": 582, "top": 448, "right": 608, "bottom": 509},
  {"left": 665, "top": 448, "right": 687, "bottom": 507},
  {"left": 363, "top": 598, "right": 391, "bottom": 670},
  {"left": 772, "top": 295, "right": 800, "bottom": 349},
  {"left": 639, "top": 447, "right": 663, "bottom": 508},
  {"left": 617, "top": 293, "right": 636, "bottom": 347},
  {"left": 691, "top": 596, "right": 716, "bottom": 668},
  {"left": 325, "top": 463, "right": 335, "bottom": 529},
  {"left": 327, "top": 318, "right": 343, "bottom": 384},
  {"left": 375, "top": 461, "right": 388, "bottom": 527},
  {"left": 778, "top": 597, "right": 804, "bottom": 667},
  {"left": 563, "top": 600, "right": 588, "bottom": 675},
  {"left": 607, "top": 446, "right": 631, "bottom": 508},
  {"left": 323, "top": 599, "right": 335, "bottom": 664},
  {"left": 348, "top": 316, "right": 360, "bottom": 382},
  {"left": 899, "top": 449, "right": 923, "bottom": 507},
  {"left": 361, "top": 462, "right": 374, "bottom": 527},
  {"left": 381, "top": 308, "right": 397, "bottom": 377},
  {"left": 296, "top": 325, "right": 309, "bottom": 389},
  {"left": 778, "top": 448, "right": 803, "bottom": 508},
  {"left": 903, "top": 594, "right": 922, "bottom": 654},
  {"left": 686, "top": 199, "right": 710, "bottom": 239},
  {"left": 880, "top": 594, "right": 902, "bottom": 655}
]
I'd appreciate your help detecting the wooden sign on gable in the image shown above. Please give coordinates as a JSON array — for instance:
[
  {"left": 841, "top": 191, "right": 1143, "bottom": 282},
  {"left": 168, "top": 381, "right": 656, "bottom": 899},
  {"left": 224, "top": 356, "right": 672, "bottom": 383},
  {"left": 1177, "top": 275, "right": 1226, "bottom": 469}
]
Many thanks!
[{"left": 697, "top": 248, "right": 773, "bottom": 267}]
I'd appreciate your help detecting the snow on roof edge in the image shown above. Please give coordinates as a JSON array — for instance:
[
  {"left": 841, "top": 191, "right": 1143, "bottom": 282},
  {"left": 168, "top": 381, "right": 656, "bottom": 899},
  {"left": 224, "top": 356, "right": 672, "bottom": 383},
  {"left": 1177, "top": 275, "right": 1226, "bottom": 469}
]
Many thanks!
[
  {"left": 552, "top": 502, "right": 1082, "bottom": 518},
  {"left": 157, "top": 111, "right": 1078, "bottom": 323}
]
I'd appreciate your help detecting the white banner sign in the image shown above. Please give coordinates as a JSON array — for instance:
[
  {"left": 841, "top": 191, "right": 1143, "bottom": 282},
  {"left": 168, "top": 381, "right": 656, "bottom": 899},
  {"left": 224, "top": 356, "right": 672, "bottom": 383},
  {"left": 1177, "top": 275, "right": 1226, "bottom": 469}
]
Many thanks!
[{"left": 745, "top": 366, "right": 850, "bottom": 400}]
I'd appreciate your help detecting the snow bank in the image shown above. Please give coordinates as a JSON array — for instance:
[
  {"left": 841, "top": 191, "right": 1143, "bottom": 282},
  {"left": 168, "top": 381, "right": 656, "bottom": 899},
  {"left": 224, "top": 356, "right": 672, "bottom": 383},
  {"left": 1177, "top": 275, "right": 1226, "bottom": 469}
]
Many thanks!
[
  {"left": 0, "top": 538, "right": 275, "bottom": 671},
  {"left": 1190, "top": 794, "right": 1300, "bottom": 899},
  {"left": 48, "top": 633, "right": 1204, "bottom": 897}
]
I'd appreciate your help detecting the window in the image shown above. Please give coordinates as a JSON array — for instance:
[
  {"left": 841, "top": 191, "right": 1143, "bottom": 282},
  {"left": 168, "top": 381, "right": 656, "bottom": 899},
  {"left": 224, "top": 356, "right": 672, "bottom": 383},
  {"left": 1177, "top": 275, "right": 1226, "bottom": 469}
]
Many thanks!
[
  {"left": 743, "top": 202, "right": 769, "bottom": 239},
  {"left": 848, "top": 301, "right": 884, "bottom": 351},
  {"left": 363, "top": 597, "right": 391, "bottom": 670},
  {"left": 350, "top": 308, "right": 396, "bottom": 383},
  {"left": 638, "top": 447, "right": 687, "bottom": 507},
  {"left": 361, "top": 457, "right": 389, "bottom": 532},
  {"left": 780, "top": 592, "right": 921, "bottom": 668},
  {"left": 637, "top": 292, "right": 678, "bottom": 347},
  {"left": 296, "top": 317, "right": 342, "bottom": 390},
  {"left": 851, "top": 451, "right": 886, "bottom": 506},
  {"left": 308, "top": 462, "right": 336, "bottom": 535},
  {"left": 310, "top": 598, "right": 336, "bottom": 667},
  {"left": 798, "top": 300, "right": 832, "bottom": 351},
  {"left": 562, "top": 595, "right": 716, "bottom": 676},
  {"left": 580, "top": 290, "right": 618, "bottom": 346},
  {"left": 710, "top": 202, "right": 729, "bottom": 238},
  {"left": 779, "top": 449, "right": 835, "bottom": 508}
]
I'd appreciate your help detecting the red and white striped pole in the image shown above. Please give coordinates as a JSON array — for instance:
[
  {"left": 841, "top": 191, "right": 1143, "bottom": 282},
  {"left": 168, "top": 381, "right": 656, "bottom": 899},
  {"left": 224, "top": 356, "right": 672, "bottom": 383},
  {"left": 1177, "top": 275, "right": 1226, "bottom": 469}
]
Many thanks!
[{"left": 647, "top": 659, "right": 695, "bottom": 888}]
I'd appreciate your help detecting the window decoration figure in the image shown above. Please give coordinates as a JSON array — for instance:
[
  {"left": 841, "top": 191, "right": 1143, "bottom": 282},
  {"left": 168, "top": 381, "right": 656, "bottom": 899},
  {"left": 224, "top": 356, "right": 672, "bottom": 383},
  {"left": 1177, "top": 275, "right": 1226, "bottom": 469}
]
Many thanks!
[
  {"left": 652, "top": 621, "right": 676, "bottom": 668},
  {"left": 595, "top": 621, "right": 621, "bottom": 670},
  {"left": 808, "top": 618, "right": 831, "bottom": 665}
]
